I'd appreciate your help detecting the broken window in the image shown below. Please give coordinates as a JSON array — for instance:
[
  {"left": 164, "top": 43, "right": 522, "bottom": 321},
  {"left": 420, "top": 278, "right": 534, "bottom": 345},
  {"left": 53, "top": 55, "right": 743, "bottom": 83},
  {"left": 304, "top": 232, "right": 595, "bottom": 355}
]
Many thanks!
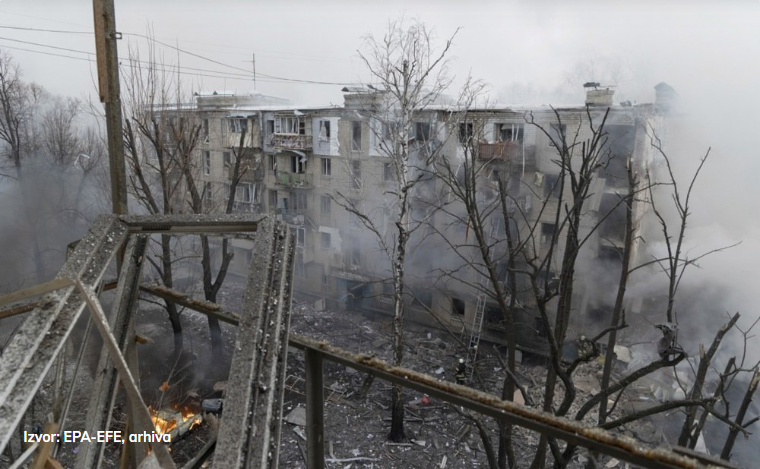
[
  {"left": 203, "top": 151, "right": 211, "bottom": 176},
  {"left": 275, "top": 116, "right": 299, "bottom": 134},
  {"left": 497, "top": 123, "right": 523, "bottom": 143},
  {"left": 203, "top": 119, "right": 209, "bottom": 138},
  {"left": 319, "top": 120, "right": 331, "bottom": 140},
  {"left": 229, "top": 117, "right": 247, "bottom": 133},
  {"left": 351, "top": 121, "right": 362, "bottom": 151},
  {"left": 223, "top": 151, "right": 234, "bottom": 167},
  {"left": 541, "top": 223, "right": 556, "bottom": 244},
  {"left": 350, "top": 160, "right": 361, "bottom": 189},
  {"left": 321, "top": 232, "right": 331, "bottom": 250},
  {"left": 321, "top": 158, "right": 331, "bottom": 176},
  {"left": 451, "top": 297, "right": 465, "bottom": 316},
  {"left": 321, "top": 195, "right": 331, "bottom": 215},
  {"left": 266, "top": 119, "right": 275, "bottom": 136},
  {"left": 269, "top": 154, "right": 276, "bottom": 171},
  {"left": 291, "top": 155, "right": 306, "bottom": 173},
  {"left": 415, "top": 121, "right": 431, "bottom": 141},
  {"left": 459, "top": 122, "right": 474, "bottom": 144},
  {"left": 383, "top": 162, "right": 394, "bottom": 183},
  {"left": 235, "top": 183, "right": 254, "bottom": 203},
  {"left": 484, "top": 303, "right": 503, "bottom": 326}
]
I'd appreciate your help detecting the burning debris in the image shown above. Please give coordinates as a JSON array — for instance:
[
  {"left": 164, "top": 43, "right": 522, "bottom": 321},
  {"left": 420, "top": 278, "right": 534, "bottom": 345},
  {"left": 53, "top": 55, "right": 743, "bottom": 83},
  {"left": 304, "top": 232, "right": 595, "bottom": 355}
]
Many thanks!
[{"left": 149, "top": 405, "right": 203, "bottom": 441}]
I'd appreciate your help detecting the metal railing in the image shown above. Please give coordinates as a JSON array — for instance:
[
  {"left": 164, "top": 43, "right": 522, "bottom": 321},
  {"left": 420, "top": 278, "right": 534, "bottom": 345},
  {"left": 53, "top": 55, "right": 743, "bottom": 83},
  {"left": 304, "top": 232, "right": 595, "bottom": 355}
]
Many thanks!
[
  {"left": 274, "top": 170, "right": 313, "bottom": 188},
  {"left": 270, "top": 133, "right": 312, "bottom": 150}
]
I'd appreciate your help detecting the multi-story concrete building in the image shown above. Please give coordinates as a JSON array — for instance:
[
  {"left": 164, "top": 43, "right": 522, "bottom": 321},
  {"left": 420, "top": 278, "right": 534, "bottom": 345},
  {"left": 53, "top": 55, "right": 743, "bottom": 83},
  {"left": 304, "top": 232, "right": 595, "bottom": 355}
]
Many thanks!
[{"left": 184, "top": 85, "right": 667, "bottom": 356}]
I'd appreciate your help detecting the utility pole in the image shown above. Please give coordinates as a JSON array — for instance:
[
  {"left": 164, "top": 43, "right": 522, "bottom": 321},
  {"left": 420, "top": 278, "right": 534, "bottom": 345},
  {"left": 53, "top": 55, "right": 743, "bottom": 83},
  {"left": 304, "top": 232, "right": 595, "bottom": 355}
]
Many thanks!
[
  {"left": 252, "top": 52, "right": 256, "bottom": 90},
  {"left": 93, "top": 0, "right": 128, "bottom": 216},
  {"left": 243, "top": 53, "right": 257, "bottom": 90}
]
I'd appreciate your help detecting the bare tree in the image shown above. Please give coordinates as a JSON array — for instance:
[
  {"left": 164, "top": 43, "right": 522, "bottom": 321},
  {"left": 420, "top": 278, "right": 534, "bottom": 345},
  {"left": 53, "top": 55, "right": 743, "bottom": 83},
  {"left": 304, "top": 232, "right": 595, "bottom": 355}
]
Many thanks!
[
  {"left": 41, "top": 96, "right": 82, "bottom": 168},
  {"left": 429, "top": 95, "right": 760, "bottom": 468},
  {"left": 178, "top": 118, "right": 256, "bottom": 357},
  {"left": 334, "top": 19, "right": 457, "bottom": 442},
  {"left": 430, "top": 80, "right": 523, "bottom": 468},
  {"left": 121, "top": 43, "right": 191, "bottom": 356},
  {"left": 0, "top": 50, "right": 30, "bottom": 177}
]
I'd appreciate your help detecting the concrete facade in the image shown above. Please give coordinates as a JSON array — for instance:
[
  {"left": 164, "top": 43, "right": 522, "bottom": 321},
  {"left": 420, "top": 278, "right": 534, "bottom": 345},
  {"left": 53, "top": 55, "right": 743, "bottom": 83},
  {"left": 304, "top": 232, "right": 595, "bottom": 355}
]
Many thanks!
[{"left": 179, "top": 87, "right": 665, "bottom": 356}]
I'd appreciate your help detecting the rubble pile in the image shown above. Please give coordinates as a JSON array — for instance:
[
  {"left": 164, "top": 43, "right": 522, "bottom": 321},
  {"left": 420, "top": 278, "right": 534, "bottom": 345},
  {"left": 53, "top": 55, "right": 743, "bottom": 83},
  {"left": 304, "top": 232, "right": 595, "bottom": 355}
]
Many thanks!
[
  {"left": 272, "top": 300, "right": 670, "bottom": 468},
  {"left": 45, "top": 281, "right": 688, "bottom": 468}
]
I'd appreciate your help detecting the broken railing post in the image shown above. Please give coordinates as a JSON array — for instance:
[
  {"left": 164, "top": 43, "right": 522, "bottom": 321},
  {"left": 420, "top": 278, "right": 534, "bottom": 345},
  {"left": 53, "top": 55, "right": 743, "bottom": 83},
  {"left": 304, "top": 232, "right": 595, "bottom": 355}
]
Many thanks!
[
  {"left": 305, "top": 349, "right": 325, "bottom": 469},
  {"left": 76, "top": 235, "right": 148, "bottom": 469},
  {"left": 73, "top": 278, "right": 176, "bottom": 469}
]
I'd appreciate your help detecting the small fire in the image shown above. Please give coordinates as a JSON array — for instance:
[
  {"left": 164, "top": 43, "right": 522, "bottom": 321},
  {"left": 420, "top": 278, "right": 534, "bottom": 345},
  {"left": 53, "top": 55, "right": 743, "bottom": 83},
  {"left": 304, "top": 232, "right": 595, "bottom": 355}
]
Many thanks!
[{"left": 149, "top": 405, "right": 202, "bottom": 437}]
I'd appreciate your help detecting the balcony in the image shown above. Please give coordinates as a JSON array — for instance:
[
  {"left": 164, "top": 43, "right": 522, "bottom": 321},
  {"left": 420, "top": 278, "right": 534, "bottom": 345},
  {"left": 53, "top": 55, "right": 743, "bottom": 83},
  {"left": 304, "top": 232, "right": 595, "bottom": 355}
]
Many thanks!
[
  {"left": 233, "top": 201, "right": 258, "bottom": 213},
  {"left": 274, "top": 171, "right": 313, "bottom": 188},
  {"left": 270, "top": 134, "right": 312, "bottom": 150},
  {"left": 276, "top": 208, "right": 309, "bottom": 226},
  {"left": 478, "top": 142, "right": 523, "bottom": 161}
]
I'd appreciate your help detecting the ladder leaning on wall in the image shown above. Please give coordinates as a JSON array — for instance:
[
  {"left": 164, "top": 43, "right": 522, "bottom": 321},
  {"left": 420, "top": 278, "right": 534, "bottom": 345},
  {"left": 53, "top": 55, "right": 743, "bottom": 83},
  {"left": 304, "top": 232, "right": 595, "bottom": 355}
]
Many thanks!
[{"left": 465, "top": 273, "right": 489, "bottom": 380}]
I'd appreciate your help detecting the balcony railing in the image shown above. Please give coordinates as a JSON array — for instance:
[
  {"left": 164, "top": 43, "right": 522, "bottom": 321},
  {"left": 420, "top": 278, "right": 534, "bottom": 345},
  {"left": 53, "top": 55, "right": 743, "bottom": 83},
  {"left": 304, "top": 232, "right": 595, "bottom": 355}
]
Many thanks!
[
  {"left": 477, "top": 142, "right": 523, "bottom": 161},
  {"left": 274, "top": 171, "right": 313, "bottom": 188},
  {"left": 270, "top": 134, "right": 312, "bottom": 150},
  {"left": 233, "top": 200, "right": 258, "bottom": 213},
  {"left": 276, "top": 208, "right": 309, "bottom": 226}
]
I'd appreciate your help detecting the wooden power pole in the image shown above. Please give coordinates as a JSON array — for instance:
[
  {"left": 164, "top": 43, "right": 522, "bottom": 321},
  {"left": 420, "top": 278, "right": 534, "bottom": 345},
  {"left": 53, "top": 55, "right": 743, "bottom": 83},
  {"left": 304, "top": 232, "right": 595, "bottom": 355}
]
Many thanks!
[{"left": 93, "top": 0, "right": 128, "bottom": 216}]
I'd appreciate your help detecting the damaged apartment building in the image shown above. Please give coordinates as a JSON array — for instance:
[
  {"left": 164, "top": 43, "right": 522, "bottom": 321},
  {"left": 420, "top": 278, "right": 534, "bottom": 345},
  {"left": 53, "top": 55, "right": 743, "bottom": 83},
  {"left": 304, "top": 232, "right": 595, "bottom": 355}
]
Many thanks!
[{"left": 175, "top": 84, "right": 670, "bottom": 357}]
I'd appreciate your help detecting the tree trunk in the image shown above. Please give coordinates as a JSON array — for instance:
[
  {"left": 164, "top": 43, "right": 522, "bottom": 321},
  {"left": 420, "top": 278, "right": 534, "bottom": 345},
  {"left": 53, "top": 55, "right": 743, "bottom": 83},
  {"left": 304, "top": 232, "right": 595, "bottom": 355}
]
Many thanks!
[
  {"left": 388, "top": 205, "right": 408, "bottom": 442},
  {"left": 160, "top": 233, "right": 183, "bottom": 356},
  {"left": 721, "top": 369, "right": 760, "bottom": 460},
  {"left": 200, "top": 235, "right": 223, "bottom": 357},
  {"left": 599, "top": 167, "right": 635, "bottom": 426}
]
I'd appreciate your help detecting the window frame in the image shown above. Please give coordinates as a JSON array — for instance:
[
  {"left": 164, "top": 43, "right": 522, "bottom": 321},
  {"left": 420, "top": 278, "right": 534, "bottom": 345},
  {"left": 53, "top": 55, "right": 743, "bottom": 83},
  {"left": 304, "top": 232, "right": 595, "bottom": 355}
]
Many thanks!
[
  {"left": 229, "top": 117, "right": 247, "bottom": 134},
  {"left": 235, "top": 182, "right": 254, "bottom": 204},
  {"left": 321, "top": 195, "right": 331, "bottom": 215},
  {"left": 202, "top": 151, "right": 211, "bottom": 176},
  {"left": 351, "top": 121, "right": 362, "bottom": 151},
  {"left": 321, "top": 232, "right": 331, "bottom": 250},
  {"left": 321, "top": 157, "right": 331, "bottom": 176}
]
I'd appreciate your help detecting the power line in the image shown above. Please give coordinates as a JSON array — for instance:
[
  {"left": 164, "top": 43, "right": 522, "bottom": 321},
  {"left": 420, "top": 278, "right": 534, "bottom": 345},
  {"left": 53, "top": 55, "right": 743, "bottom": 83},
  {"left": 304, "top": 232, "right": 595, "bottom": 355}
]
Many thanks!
[
  {"left": 0, "top": 42, "right": 255, "bottom": 82},
  {"left": 0, "top": 43, "right": 93, "bottom": 63},
  {"left": 0, "top": 24, "right": 352, "bottom": 64},
  {"left": 123, "top": 32, "right": 355, "bottom": 85},
  {"left": 0, "top": 24, "right": 93, "bottom": 35},
  {"left": 0, "top": 30, "right": 357, "bottom": 86},
  {"left": 0, "top": 36, "right": 93, "bottom": 56},
  {"left": 123, "top": 32, "right": 257, "bottom": 75}
]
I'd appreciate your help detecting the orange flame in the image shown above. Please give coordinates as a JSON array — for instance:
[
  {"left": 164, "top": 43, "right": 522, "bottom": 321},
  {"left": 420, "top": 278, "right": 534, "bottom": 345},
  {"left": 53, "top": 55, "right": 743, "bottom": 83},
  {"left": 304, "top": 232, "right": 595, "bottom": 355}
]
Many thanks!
[{"left": 149, "top": 405, "right": 202, "bottom": 436}]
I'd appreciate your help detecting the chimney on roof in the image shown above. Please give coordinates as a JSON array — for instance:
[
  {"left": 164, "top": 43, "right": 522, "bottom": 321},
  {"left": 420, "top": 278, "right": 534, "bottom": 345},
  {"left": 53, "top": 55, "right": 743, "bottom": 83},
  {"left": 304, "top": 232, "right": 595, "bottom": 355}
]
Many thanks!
[
  {"left": 654, "top": 82, "right": 677, "bottom": 114},
  {"left": 584, "top": 83, "right": 615, "bottom": 107}
]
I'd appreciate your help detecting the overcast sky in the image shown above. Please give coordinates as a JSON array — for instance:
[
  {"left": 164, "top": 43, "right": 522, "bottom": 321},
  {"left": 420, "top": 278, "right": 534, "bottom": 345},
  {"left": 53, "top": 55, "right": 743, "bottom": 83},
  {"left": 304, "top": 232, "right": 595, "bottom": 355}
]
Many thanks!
[
  {"left": 0, "top": 1, "right": 757, "bottom": 107},
  {"left": 2, "top": 0, "right": 760, "bottom": 329}
]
